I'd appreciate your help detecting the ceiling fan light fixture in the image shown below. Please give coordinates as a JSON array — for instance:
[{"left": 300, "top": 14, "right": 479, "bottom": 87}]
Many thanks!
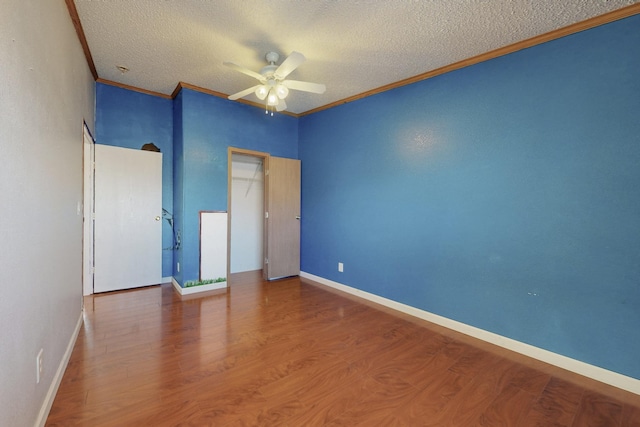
[
  {"left": 255, "top": 85, "right": 269, "bottom": 100},
  {"left": 267, "top": 90, "right": 279, "bottom": 106},
  {"left": 275, "top": 84, "right": 289, "bottom": 99}
]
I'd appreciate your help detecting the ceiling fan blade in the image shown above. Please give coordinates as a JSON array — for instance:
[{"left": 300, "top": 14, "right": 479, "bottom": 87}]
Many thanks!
[
  {"left": 228, "top": 85, "right": 262, "bottom": 100},
  {"left": 223, "top": 62, "right": 265, "bottom": 82},
  {"left": 276, "top": 99, "right": 287, "bottom": 112},
  {"left": 282, "top": 80, "right": 326, "bottom": 94},
  {"left": 274, "top": 51, "right": 305, "bottom": 80}
]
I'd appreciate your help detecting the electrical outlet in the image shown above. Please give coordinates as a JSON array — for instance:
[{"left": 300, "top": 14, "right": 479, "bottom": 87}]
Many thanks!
[
  {"left": 338, "top": 262, "right": 344, "bottom": 273},
  {"left": 36, "top": 348, "right": 43, "bottom": 384}
]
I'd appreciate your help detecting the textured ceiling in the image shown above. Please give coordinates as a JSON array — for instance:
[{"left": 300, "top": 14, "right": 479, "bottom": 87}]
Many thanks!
[{"left": 74, "top": 0, "right": 638, "bottom": 114}]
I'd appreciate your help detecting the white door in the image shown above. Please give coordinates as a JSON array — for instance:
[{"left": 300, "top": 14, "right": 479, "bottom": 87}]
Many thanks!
[{"left": 94, "top": 145, "right": 162, "bottom": 293}]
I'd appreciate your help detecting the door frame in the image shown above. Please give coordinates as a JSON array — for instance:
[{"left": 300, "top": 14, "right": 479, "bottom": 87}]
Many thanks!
[
  {"left": 227, "top": 147, "right": 270, "bottom": 280},
  {"left": 82, "top": 123, "right": 95, "bottom": 296}
]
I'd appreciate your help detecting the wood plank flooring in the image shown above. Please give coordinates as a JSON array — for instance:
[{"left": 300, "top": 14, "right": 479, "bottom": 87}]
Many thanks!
[{"left": 46, "top": 271, "right": 640, "bottom": 426}]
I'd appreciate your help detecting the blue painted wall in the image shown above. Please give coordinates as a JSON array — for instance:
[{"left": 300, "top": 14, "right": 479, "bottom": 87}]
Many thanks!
[
  {"left": 95, "top": 83, "right": 174, "bottom": 278},
  {"left": 95, "top": 84, "right": 297, "bottom": 286},
  {"left": 177, "top": 88, "right": 298, "bottom": 284},
  {"left": 172, "top": 91, "right": 185, "bottom": 285},
  {"left": 299, "top": 15, "right": 640, "bottom": 379}
]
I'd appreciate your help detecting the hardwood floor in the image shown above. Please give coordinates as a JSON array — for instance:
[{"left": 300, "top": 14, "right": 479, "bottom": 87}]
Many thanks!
[{"left": 46, "top": 271, "right": 640, "bottom": 426}]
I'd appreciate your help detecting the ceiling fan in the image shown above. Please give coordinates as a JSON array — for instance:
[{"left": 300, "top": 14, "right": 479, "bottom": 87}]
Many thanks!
[{"left": 224, "top": 51, "right": 326, "bottom": 115}]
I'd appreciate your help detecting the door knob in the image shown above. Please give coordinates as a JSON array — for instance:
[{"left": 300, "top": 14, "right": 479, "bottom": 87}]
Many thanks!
[
  {"left": 295, "top": 216, "right": 301, "bottom": 220},
  {"left": 155, "top": 216, "right": 161, "bottom": 221}
]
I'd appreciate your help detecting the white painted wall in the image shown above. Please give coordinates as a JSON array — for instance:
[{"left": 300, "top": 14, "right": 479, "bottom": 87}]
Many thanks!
[
  {"left": 0, "top": 1, "right": 96, "bottom": 426},
  {"left": 230, "top": 155, "right": 264, "bottom": 273}
]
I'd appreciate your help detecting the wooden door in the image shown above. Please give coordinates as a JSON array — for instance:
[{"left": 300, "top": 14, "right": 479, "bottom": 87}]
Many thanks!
[
  {"left": 94, "top": 145, "right": 162, "bottom": 293},
  {"left": 264, "top": 156, "right": 301, "bottom": 279}
]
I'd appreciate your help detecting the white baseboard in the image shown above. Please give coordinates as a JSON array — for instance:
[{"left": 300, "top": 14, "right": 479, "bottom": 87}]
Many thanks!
[
  {"left": 172, "top": 277, "right": 227, "bottom": 295},
  {"left": 34, "top": 310, "right": 83, "bottom": 427},
  {"left": 84, "top": 277, "right": 173, "bottom": 296},
  {"left": 300, "top": 271, "right": 640, "bottom": 396}
]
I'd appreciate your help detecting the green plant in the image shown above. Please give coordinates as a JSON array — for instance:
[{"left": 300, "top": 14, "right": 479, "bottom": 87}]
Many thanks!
[{"left": 184, "top": 277, "right": 226, "bottom": 288}]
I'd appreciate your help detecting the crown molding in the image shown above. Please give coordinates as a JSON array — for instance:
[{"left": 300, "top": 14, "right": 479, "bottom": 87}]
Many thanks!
[
  {"left": 171, "top": 82, "right": 299, "bottom": 117},
  {"left": 300, "top": 3, "right": 640, "bottom": 116},
  {"left": 96, "top": 78, "right": 172, "bottom": 99},
  {"left": 65, "top": 0, "right": 97, "bottom": 80}
]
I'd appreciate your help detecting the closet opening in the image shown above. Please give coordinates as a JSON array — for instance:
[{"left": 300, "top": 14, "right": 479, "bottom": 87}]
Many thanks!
[{"left": 229, "top": 151, "right": 267, "bottom": 278}]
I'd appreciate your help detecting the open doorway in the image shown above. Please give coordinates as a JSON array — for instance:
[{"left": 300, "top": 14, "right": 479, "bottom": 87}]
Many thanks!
[{"left": 228, "top": 149, "right": 268, "bottom": 276}]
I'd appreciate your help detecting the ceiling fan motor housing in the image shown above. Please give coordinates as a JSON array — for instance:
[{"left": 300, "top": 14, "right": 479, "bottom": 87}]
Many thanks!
[
  {"left": 260, "top": 64, "right": 279, "bottom": 79},
  {"left": 265, "top": 51, "right": 279, "bottom": 64}
]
